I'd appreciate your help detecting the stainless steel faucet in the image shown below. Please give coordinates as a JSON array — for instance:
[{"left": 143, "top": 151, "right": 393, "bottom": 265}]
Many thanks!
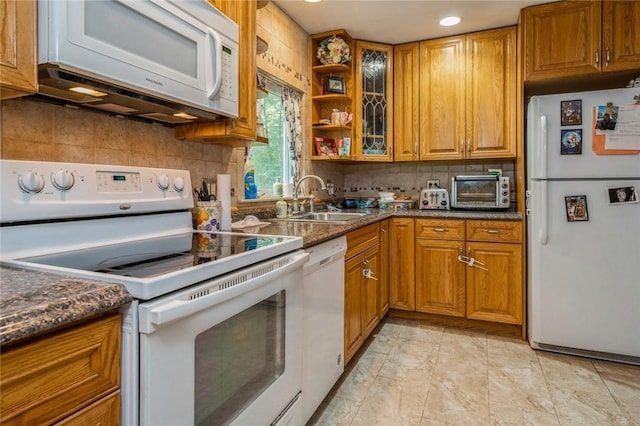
[{"left": 292, "top": 174, "right": 326, "bottom": 214}]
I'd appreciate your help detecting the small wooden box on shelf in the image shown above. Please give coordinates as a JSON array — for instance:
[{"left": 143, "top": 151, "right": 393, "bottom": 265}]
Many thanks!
[{"left": 310, "top": 29, "right": 355, "bottom": 161}]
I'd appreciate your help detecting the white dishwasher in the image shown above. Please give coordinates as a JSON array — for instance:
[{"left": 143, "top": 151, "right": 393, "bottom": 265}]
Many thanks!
[{"left": 302, "top": 236, "right": 347, "bottom": 424}]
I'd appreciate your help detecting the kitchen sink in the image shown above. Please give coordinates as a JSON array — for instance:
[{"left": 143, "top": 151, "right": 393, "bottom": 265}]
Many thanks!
[{"left": 270, "top": 211, "right": 369, "bottom": 223}]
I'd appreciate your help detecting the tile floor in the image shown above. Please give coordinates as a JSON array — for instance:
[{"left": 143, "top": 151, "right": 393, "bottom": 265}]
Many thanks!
[{"left": 308, "top": 318, "right": 640, "bottom": 426}]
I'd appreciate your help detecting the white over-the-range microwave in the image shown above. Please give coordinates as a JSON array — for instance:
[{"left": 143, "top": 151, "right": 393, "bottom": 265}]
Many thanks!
[{"left": 37, "top": 0, "right": 239, "bottom": 125}]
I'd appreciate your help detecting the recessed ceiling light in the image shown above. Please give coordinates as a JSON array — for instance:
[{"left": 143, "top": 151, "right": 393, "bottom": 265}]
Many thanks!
[
  {"left": 304, "top": 0, "right": 323, "bottom": 3},
  {"left": 439, "top": 16, "right": 462, "bottom": 27}
]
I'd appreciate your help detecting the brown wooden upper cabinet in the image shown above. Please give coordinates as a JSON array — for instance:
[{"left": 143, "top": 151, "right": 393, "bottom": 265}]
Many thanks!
[
  {"left": 522, "top": 1, "right": 640, "bottom": 81},
  {"left": 354, "top": 41, "right": 394, "bottom": 162},
  {"left": 393, "top": 43, "right": 420, "bottom": 162},
  {"left": 395, "top": 27, "right": 516, "bottom": 162},
  {"left": 0, "top": 0, "right": 38, "bottom": 100}
]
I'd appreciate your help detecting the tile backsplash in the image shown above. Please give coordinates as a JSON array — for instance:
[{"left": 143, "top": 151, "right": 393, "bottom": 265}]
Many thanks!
[
  {"left": 1, "top": 98, "right": 239, "bottom": 198},
  {"left": 341, "top": 160, "right": 517, "bottom": 204}
]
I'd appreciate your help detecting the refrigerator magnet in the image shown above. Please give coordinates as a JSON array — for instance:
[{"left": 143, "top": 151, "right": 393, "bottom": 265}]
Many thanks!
[
  {"left": 560, "top": 100, "right": 582, "bottom": 126},
  {"left": 608, "top": 186, "right": 638, "bottom": 205},
  {"left": 560, "top": 129, "right": 582, "bottom": 155},
  {"left": 565, "top": 195, "right": 589, "bottom": 222},
  {"left": 595, "top": 103, "right": 618, "bottom": 132}
]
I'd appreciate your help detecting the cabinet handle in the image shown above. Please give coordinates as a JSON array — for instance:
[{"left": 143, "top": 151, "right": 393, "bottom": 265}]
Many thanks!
[
  {"left": 485, "top": 229, "right": 501, "bottom": 234},
  {"left": 467, "top": 139, "right": 472, "bottom": 153},
  {"left": 460, "top": 140, "right": 464, "bottom": 152},
  {"left": 595, "top": 49, "right": 600, "bottom": 66},
  {"left": 432, "top": 227, "right": 448, "bottom": 232},
  {"left": 414, "top": 141, "right": 418, "bottom": 156},
  {"left": 605, "top": 48, "right": 610, "bottom": 67}
]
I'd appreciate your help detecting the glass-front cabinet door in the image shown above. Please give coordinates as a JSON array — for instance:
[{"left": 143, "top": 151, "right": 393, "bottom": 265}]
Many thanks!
[{"left": 354, "top": 41, "right": 393, "bottom": 161}]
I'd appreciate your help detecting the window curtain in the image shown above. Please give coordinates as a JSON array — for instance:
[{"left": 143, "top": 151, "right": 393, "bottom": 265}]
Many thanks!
[{"left": 282, "top": 87, "right": 302, "bottom": 184}]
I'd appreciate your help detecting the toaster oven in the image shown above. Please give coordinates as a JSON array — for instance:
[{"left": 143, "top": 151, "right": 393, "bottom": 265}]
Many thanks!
[{"left": 450, "top": 175, "right": 510, "bottom": 210}]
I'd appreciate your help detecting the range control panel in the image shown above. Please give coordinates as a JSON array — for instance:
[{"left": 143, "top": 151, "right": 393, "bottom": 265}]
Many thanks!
[{"left": 0, "top": 160, "right": 192, "bottom": 223}]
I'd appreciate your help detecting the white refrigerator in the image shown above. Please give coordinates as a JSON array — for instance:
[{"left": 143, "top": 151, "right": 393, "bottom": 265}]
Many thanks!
[{"left": 527, "top": 88, "right": 640, "bottom": 365}]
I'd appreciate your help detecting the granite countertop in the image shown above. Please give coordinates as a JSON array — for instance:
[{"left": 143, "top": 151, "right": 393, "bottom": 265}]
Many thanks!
[
  {"left": 0, "top": 266, "right": 133, "bottom": 346},
  {"left": 254, "top": 208, "right": 522, "bottom": 247}
]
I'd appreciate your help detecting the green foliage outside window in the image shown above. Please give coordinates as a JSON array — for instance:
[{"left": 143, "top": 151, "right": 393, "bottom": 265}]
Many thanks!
[{"left": 251, "top": 90, "right": 285, "bottom": 194}]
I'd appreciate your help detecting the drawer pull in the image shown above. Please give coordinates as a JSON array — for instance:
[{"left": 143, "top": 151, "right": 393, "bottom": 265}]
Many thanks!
[
  {"left": 432, "top": 228, "right": 448, "bottom": 232},
  {"left": 485, "top": 229, "right": 501, "bottom": 234}
]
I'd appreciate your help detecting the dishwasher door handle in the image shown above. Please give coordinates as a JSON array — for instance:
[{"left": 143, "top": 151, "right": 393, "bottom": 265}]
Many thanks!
[{"left": 319, "top": 255, "right": 335, "bottom": 267}]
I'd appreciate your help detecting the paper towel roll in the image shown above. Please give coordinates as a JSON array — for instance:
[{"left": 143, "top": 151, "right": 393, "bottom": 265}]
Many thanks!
[{"left": 217, "top": 174, "right": 231, "bottom": 231}]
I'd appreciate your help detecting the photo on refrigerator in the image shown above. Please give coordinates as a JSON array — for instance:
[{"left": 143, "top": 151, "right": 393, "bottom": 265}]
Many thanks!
[
  {"left": 560, "top": 129, "right": 582, "bottom": 155},
  {"left": 560, "top": 99, "right": 582, "bottom": 126},
  {"left": 564, "top": 195, "right": 589, "bottom": 221},
  {"left": 608, "top": 186, "right": 638, "bottom": 205}
]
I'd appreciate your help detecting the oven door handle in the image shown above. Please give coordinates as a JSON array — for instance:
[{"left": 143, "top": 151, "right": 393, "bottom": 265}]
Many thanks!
[{"left": 141, "top": 252, "right": 309, "bottom": 332}]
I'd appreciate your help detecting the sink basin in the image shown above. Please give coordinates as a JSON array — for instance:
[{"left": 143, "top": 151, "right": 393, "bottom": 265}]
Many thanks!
[{"left": 270, "top": 212, "right": 369, "bottom": 223}]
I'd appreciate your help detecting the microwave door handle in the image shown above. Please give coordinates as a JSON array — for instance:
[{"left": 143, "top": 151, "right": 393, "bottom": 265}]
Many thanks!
[{"left": 207, "top": 28, "right": 223, "bottom": 100}]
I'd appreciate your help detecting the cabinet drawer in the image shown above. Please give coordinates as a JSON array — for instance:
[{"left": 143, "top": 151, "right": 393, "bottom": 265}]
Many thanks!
[
  {"left": 346, "top": 223, "right": 379, "bottom": 259},
  {"left": 466, "top": 220, "right": 522, "bottom": 243},
  {"left": 1, "top": 315, "right": 121, "bottom": 425},
  {"left": 56, "top": 391, "right": 120, "bottom": 426},
  {"left": 415, "top": 219, "right": 465, "bottom": 240}
]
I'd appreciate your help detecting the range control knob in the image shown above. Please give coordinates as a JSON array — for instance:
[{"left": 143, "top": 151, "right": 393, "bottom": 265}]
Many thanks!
[
  {"left": 18, "top": 171, "right": 45, "bottom": 194},
  {"left": 52, "top": 170, "right": 75, "bottom": 191},
  {"left": 173, "top": 176, "right": 185, "bottom": 192},
  {"left": 157, "top": 174, "right": 170, "bottom": 190}
]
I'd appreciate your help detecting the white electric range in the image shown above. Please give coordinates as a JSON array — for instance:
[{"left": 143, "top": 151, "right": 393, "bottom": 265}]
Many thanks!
[{"left": 0, "top": 160, "right": 307, "bottom": 426}]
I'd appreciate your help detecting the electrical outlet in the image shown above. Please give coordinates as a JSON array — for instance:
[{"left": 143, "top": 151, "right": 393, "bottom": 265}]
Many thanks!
[{"left": 427, "top": 179, "right": 440, "bottom": 188}]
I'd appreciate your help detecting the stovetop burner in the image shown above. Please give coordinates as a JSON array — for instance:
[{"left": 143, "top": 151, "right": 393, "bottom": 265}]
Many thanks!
[
  {"left": 5, "top": 230, "right": 301, "bottom": 300},
  {"left": 18, "top": 231, "right": 290, "bottom": 280}
]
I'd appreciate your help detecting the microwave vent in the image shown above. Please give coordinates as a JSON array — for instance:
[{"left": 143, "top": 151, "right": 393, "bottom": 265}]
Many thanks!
[{"left": 36, "top": 66, "right": 218, "bottom": 126}]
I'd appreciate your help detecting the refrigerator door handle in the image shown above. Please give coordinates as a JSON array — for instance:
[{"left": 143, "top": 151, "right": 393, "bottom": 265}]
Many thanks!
[
  {"left": 540, "top": 180, "right": 548, "bottom": 245},
  {"left": 540, "top": 115, "right": 548, "bottom": 180}
]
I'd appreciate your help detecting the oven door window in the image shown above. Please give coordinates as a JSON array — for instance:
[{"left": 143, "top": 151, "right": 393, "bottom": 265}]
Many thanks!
[
  {"left": 456, "top": 180, "right": 497, "bottom": 206},
  {"left": 194, "top": 290, "right": 286, "bottom": 426}
]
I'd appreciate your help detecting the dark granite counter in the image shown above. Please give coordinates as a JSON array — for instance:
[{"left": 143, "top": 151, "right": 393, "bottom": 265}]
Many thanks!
[
  {"left": 253, "top": 208, "right": 522, "bottom": 247},
  {"left": 0, "top": 266, "right": 133, "bottom": 346}
]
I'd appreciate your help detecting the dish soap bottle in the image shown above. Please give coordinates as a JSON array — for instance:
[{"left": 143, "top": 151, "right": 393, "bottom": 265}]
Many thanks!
[
  {"left": 273, "top": 177, "right": 283, "bottom": 198},
  {"left": 244, "top": 155, "right": 257, "bottom": 200},
  {"left": 276, "top": 197, "right": 288, "bottom": 218}
]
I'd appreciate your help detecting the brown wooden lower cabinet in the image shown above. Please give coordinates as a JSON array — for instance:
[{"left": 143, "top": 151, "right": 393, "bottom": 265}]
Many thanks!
[
  {"left": 378, "top": 219, "right": 390, "bottom": 317},
  {"left": 466, "top": 241, "right": 523, "bottom": 324},
  {"left": 415, "top": 238, "right": 466, "bottom": 317},
  {"left": 389, "top": 218, "right": 523, "bottom": 326},
  {"left": 344, "top": 223, "right": 382, "bottom": 364},
  {"left": 0, "top": 314, "right": 121, "bottom": 426},
  {"left": 388, "top": 217, "right": 415, "bottom": 310}
]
